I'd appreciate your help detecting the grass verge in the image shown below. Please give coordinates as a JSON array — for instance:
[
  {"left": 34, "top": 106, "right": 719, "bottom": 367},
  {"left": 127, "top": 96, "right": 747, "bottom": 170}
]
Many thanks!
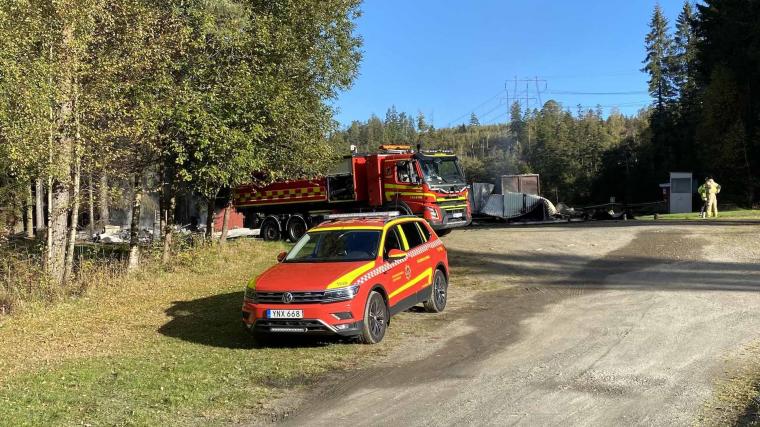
[
  {"left": 637, "top": 209, "right": 760, "bottom": 221},
  {"left": 699, "top": 341, "right": 760, "bottom": 426},
  {"left": 0, "top": 240, "right": 410, "bottom": 426}
]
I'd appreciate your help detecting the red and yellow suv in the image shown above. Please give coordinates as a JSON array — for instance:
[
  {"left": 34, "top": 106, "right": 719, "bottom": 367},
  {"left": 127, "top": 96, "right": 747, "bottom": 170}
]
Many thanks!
[{"left": 242, "top": 213, "right": 449, "bottom": 344}]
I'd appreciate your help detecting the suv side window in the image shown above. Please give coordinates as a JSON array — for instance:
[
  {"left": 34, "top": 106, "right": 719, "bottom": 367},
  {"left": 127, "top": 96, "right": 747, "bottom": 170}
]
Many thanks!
[
  {"left": 400, "top": 221, "right": 425, "bottom": 249},
  {"left": 384, "top": 226, "right": 404, "bottom": 257},
  {"left": 416, "top": 222, "right": 431, "bottom": 242}
]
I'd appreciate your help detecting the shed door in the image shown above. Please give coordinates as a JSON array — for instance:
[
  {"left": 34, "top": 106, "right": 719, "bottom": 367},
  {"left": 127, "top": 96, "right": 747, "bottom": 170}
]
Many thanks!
[{"left": 670, "top": 178, "right": 692, "bottom": 213}]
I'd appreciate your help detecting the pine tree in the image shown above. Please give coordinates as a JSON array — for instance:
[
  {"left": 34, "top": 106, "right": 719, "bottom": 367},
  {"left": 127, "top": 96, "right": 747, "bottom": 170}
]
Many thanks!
[
  {"left": 643, "top": 4, "right": 676, "bottom": 110},
  {"left": 416, "top": 111, "right": 428, "bottom": 133},
  {"left": 469, "top": 112, "right": 480, "bottom": 127},
  {"left": 671, "top": 1, "right": 698, "bottom": 101}
]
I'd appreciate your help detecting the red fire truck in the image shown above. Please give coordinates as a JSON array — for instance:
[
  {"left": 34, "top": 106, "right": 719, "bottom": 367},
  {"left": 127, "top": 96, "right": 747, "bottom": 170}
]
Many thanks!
[{"left": 233, "top": 145, "right": 471, "bottom": 241}]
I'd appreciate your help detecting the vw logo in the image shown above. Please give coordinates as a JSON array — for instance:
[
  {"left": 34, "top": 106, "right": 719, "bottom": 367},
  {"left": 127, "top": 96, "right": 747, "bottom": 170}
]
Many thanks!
[{"left": 282, "top": 292, "right": 294, "bottom": 304}]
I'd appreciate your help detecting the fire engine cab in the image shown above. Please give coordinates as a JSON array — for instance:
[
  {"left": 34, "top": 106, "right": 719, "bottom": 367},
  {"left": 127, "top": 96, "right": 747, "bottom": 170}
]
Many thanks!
[
  {"left": 242, "top": 212, "right": 449, "bottom": 344},
  {"left": 233, "top": 145, "right": 471, "bottom": 241}
]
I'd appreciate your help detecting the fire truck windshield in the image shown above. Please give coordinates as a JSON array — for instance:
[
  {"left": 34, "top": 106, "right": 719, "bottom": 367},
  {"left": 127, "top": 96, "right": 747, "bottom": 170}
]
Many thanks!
[
  {"left": 286, "top": 230, "right": 381, "bottom": 262},
  {"left": 419, "top": 157, "right": 465, "bottom": 185}
]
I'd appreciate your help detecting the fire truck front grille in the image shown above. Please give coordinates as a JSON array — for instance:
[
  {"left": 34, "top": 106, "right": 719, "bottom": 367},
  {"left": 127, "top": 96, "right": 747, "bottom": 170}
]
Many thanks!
[{"left": 254, "top": 291, "right": 326, "bottom": 304}]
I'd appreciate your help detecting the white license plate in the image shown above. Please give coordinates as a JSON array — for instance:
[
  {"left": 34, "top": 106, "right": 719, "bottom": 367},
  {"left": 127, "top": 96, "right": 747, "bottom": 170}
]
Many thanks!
[
  {"left": 452, "top": 212, "right": 463, "bottom": 218},
  {"left": 267, "top": 309, "right": 303, "bottom": 319}
]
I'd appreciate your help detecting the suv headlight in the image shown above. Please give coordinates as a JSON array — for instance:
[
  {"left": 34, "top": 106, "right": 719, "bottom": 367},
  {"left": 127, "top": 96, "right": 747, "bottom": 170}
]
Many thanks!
[
  {"left": 244, "top": 287, "right": 256, "bottom": 301},
  {"left": 323, "top": 284, "right": 360, "bottom": 303}
]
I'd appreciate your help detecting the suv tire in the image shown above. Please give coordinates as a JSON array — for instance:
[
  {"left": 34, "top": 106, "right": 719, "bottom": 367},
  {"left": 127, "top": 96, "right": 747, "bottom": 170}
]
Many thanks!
[
  {"left": 423, "top": 269, "right": 448, "bottom": 313},
  {"left": 359, "top": 291, "right": 388, "bottom": 344}
]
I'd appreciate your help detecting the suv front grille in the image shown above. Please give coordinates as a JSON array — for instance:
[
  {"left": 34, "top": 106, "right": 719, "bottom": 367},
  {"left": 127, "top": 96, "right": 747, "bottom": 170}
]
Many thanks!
[{"left": 254, "top": 291, "right": 326, "bottom": 304}]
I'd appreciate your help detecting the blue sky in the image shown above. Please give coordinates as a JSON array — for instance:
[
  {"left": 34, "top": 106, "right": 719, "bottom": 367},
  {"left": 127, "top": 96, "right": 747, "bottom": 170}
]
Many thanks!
[{"left": 334, "top": 0, "right": 686, "bottom": 128}]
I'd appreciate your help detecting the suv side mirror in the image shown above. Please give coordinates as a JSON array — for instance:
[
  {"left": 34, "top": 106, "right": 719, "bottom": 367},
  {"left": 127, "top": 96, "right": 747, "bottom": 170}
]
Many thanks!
[
  {"left": 387, "top": 249, "right": 407, "bottom": 261},
  {"left": 277, "top": 251, "right": 287, "bottom": 263}
]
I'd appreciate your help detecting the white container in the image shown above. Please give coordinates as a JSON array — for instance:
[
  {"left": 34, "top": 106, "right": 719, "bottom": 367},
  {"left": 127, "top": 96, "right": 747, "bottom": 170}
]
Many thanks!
[{"left": 669, "top": 172, "right": 693, "bottom": 213}]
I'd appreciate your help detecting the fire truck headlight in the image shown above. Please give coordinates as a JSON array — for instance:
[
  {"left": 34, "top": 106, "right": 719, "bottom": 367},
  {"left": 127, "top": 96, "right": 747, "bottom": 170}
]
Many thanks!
[
  {"left": 244, "top": 287, "right": 257, "bottom": 301},
  {"left": 323, "top": 284, "right": 360, "bottom": 302},
  {"left": 425, "top": 206, "right": 439, "bottom": 220}
]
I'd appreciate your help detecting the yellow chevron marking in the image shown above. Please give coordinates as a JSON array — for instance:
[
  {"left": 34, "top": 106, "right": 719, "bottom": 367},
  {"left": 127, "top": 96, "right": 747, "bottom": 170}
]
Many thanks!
[{"left": 326, "top": 261, "right": 376, "bottom": 289}]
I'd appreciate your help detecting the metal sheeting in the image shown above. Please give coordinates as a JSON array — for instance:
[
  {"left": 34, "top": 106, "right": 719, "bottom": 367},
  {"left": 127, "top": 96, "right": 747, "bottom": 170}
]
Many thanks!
[
  {"left": 469, "top": 182, "right": 495, "bottom": 214},
  {"left": 482, "top": 192, "right": 558, "bottom": 220}
]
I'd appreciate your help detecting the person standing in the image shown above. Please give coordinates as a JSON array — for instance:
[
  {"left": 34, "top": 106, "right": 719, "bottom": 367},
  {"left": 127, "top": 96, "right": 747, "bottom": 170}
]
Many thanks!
[
  {"left": 698, "top": 179, "right": 708, "bottom": 219},
  {"left": 705, "top": 177, "right": 721, "bottom": 218}
]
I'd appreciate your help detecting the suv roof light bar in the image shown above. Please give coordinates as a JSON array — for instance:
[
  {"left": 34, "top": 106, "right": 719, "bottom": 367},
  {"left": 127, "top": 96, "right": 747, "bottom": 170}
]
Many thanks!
[{"left": 325, "top": 211, "right": 400, "bottom": 220}]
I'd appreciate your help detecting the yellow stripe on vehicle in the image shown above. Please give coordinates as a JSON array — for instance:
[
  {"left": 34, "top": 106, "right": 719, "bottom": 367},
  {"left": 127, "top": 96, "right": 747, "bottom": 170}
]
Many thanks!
[
  {"left": 311, "top": 226, "right": 383, "bottom": 231},
  {"left": 384, "top": 191, "right": 438, "bottom": 200},
  {"left": 396, "top": 225, "right": 410, "bottom": 250},
  {"left": 377, "top": 218, "right": 425, "bottom": 251},
  {"left": 389, "top": 268, "right": 433, "bottom": 299},
  {"left": 441, "top": 204, "right": 468, "bottom": 210},
  {"left": 383, "top": 184, "right": 422, "bottom": 191},
  {"left": 416, "top": 255, "right": 430, "bottom": 263},
  {"left": 326, "top": 261, "right": 376, "bottom": 289}
]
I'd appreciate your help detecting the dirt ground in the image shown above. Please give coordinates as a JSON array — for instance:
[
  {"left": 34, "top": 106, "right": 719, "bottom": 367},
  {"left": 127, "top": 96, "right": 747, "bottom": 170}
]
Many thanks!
[{"left": 278, "top": 221, "right": 760, "bottom": 426}]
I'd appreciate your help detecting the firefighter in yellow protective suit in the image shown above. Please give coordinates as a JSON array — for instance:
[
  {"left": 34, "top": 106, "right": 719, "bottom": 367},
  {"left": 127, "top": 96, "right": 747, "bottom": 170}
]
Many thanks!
[{"left": 705, "top": 178, "right": 721, "bottom": 218}]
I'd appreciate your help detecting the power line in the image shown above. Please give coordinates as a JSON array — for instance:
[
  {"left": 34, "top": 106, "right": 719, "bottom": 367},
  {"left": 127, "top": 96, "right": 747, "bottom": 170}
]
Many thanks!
[
  {"left": 444, "top": 89, "right": 506, "bottom": 127},
  {"left": 546, "top": 90, "right": 649, "bottom": 96}
]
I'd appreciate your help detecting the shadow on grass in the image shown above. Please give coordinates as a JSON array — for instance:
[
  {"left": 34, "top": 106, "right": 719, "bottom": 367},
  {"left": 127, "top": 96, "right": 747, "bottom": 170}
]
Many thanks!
[
  {"left": 158, "top": 291, "right": 344, "bottom": 349},
  {"left": 737, "top": 393, "right": 760, "bottom": 426}
]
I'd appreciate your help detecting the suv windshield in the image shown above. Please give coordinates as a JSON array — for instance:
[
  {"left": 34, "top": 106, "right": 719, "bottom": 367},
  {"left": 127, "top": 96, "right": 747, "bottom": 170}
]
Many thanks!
[
  {"left": 286, "top": 230, "right": 381, "bottom": 262},
  {"left": 419, "top": 157, "right": 465, "bottom": 185}
]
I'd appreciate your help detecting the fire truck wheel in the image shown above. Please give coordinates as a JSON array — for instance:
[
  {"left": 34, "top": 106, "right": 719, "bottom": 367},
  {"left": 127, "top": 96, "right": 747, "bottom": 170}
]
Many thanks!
[
  {"left": 382, "top": 201, "right": 412, "bottom": 215},
  {"left": 260, "top": 218, "right": 281, "bottom": 241},
  {"left": 359, "top": 291, "right": 388, "bottom": 344},
  {"left": 285, "top": 216, "right": 308, "bottom": 242},
  {"left": 423, "top": 269, "right": 448, "bottom": 313}
]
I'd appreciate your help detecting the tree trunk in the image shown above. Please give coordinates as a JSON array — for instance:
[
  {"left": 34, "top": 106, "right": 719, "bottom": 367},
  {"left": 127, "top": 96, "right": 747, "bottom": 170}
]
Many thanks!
[
  {"left": 205, "top": 195, "right": 215, "bottom": 243},
  {"left": 64, "top": 147, "right": 81, "bottom": 283},
  {"left": 35, "top": 179, "right": 45, "bottom": 235},
  {"left": 162, "top": 193, "right": 175, "bottom": 263},
  {"left": 88, "top": 173, "right": 95, "bottom": 238},
  {"left": 220, "top": 199, "right": 232, "bottom": 246},
  {"left": 47, "top": 24, "right": 75, "bottom": 286},
  {"left": 128, "top": 174, "right": 143, "bottom": 272},
  {"left": 25, "top": 184, "right": 34, "bottom": 238},
  {"left": 64, "top": 89, "right": 82, "bottom": 284},
  {"left": 48, "top": 179, "right": 70, "bottom": 285},
  {"left": 98, "top": 172, "right": 109, "bottom": 230}
]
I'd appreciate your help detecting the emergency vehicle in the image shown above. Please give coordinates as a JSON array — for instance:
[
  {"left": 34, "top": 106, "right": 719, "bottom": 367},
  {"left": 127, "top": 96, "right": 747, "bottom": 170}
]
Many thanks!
[
  {"left": 233, "top": 145, "right": 471, "bottom": 242},
  {"left": 241, "top": 212, "right": 449, "bottom": 344}
]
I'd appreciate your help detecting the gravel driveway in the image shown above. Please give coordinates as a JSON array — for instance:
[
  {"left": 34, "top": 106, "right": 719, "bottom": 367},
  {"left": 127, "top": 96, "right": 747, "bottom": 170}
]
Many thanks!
[{"left": 283, "top": 221, "right": 760, "bottom": 426}]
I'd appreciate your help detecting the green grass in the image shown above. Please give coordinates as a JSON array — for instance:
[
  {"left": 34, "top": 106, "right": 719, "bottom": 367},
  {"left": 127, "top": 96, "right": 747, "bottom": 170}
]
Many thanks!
[
  {"left": 0, "top": 240, "right": 402, "bottom": 426},
  {"left": 638, "top": 209, "right": 760, "bottom": 221}
]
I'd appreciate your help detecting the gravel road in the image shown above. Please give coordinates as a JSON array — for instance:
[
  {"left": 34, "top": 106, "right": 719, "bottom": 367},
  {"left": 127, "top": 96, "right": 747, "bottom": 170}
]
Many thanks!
[{"left": 283, "top": 221, "right": 760, "bottom": 426}]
